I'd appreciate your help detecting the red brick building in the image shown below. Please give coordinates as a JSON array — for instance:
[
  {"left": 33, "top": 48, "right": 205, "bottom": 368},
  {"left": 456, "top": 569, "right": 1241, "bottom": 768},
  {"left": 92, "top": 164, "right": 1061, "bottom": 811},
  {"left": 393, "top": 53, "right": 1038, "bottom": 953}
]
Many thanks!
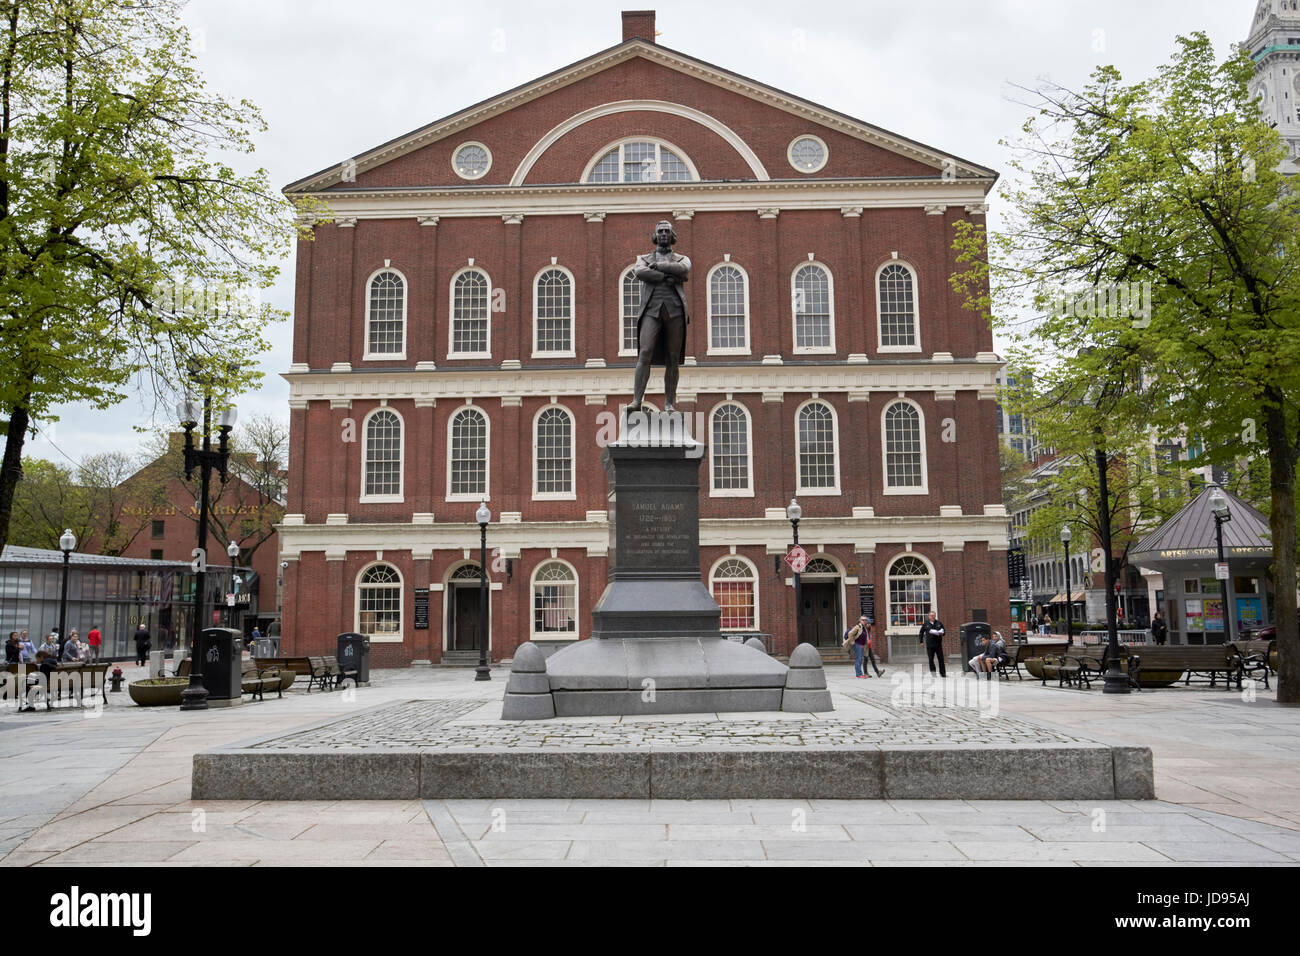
[
  {"left": 279, "top": 10, "right": 1010, "bottom": 667},
  {"left": 95, "top": 438, "right": 285, "bottom": 642}
]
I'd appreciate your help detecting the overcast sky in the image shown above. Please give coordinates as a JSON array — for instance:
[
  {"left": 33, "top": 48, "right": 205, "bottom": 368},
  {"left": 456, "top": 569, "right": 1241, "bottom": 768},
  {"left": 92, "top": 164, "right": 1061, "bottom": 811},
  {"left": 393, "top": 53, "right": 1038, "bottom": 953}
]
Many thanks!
[{"left": 36, "top": 0, "right": 1252, "bottom": 467}]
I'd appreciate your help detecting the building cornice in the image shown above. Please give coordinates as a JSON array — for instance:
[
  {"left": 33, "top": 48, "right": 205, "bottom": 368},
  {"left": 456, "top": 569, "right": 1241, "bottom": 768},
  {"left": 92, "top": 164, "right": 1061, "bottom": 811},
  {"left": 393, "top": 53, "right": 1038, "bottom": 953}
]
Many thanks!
[
  {"left": 296, "top": 178, "right": 994, "bottom": 225},
  {"left": 277, "top": 513, "right": 1011, "bottom": 557},
  {"left": 283, "top": 359, "right": 1005, "bottom": 404}
]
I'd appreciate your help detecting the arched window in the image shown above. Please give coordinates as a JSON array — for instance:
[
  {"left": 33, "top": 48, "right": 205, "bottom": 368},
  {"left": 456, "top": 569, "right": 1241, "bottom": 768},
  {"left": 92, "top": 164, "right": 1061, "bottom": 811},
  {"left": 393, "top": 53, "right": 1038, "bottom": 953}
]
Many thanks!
[
  {"left": 532, "top": 561, "right": 578, "bottom": 637},
  {"left": 451, "top": 268, "right": 490, "bottom": 356},
  {"left": 793, "top": 263, "right": 834, "bottom": 352},
  {"left": 883, "top": 400, "right": 927, "bottom": 493},
  {"left": 877, "top": 262, "right": 918, "bottom": 351},
  {"left": 887, "top": 556, "right": 933, "bottom": 629},
  {"left": 796, "top": 401, "right": 839, "bottom": 493},
  {"left": 585, "top": 140, "right": 695, "bottom": 183},
  {"left": 534, "top": 406, "right": 574, "bottom": 498},
  {"left": 710, "top": 557, "right": 757, "bottom": 630},
  {"left": 365, "top": 270, "right": 406, "bottom": 358},
  {"left": 449, "top": 406, "right": 488, "bottom": 499},
  {"left": 357, "top": 564, "right": 402, "bottom": 639},
  {"left": 362, "top": 409, "right": 402, "bottom": 500},
  {"left": 710, "top": 403, "right": 751, "bottom": 495},
  {"left": 534, "top": 267, "right": 574, "bottom": 356},
  {"left": 804, "top": 557, "right": 839, "bottom": 575},
  {"left": 619, "top": 266, "right": 640, "bottom": 355},
  {"left": 708, "top": 264, "right": 749, "bottom": 353}
]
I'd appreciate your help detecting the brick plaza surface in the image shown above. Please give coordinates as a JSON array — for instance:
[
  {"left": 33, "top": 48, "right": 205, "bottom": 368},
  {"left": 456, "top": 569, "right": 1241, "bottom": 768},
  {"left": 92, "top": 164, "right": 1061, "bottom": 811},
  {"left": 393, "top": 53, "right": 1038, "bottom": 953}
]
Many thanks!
[{"left": 1, "top": 660, "right": 1298, "bottom": 866}]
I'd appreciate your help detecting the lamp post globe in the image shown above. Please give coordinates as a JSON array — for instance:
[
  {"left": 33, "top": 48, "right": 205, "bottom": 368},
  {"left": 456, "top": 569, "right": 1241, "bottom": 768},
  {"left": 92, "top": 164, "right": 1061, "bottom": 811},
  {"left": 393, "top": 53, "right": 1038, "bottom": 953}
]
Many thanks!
[
  {"left": 475, "top": 501, "right": 491, "bottom": 682},
  {"left": 57, "top": 529, "right": 76, "bottom": 658}
]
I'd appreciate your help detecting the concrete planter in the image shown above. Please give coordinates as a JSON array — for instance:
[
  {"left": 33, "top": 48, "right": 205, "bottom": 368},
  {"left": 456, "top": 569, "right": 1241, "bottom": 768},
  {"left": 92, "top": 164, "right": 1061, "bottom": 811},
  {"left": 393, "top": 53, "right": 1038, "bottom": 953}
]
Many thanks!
[{"left": 127, "top": 677, "right": 188, "bottom": 707}]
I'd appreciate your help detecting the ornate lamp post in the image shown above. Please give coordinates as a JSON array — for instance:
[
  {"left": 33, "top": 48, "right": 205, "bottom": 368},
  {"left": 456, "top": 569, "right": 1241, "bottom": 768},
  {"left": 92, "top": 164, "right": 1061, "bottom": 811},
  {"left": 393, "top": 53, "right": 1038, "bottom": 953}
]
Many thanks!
[
  {"left": 1060, "top": 525, "right": 1073, "bottom": 647},
  {"left": 226, "top": 539, "right": 240, "bottom": 628},
  {"left": 177, "top": 390, "right": 237, "bottom": 711},
  {"left": 1209, "top": 488, "right": 1236, "bottom": 647},
  {"left": 475, "top": 500, "right": 491, "bottom": 682},
  {"left": 787, "top": 499, "right": 803, "bottom": 644},
  {"left": 57, "top": 529, "right": 77, "bottom": 658}
]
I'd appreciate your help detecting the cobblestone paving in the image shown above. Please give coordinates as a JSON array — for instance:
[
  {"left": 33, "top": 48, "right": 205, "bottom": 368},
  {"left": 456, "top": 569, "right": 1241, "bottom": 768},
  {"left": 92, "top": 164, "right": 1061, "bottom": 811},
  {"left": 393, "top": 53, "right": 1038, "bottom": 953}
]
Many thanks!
[{"left": 246, "top": 691, "right": 1100, "bottom": 751}]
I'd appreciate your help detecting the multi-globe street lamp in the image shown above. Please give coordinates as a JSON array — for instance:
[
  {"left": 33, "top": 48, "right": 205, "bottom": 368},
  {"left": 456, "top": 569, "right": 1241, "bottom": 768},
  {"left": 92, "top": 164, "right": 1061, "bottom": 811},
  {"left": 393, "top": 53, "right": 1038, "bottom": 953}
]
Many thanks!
[
  {"left": 176, "top": 390, "right": 237, "bottom": 711},
  {"left": 475, "top": 500, "right": 492, "bottom": 682}
]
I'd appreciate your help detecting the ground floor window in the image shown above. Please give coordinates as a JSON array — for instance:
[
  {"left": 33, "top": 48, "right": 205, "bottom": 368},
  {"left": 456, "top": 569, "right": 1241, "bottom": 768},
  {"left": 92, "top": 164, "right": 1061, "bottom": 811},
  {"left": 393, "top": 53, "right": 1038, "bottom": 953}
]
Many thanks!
[
  {"left": 358, "top": 564, "right": 402, "bottom": 639},
  {"left": 532, "top": 561, "right": 576, "bottom": 637},
  {"left": 888, "top": 555, "right": 932, "bottom": 629},
  {"left": 711, "top": 557, "right": 756, "bottom": 630}
]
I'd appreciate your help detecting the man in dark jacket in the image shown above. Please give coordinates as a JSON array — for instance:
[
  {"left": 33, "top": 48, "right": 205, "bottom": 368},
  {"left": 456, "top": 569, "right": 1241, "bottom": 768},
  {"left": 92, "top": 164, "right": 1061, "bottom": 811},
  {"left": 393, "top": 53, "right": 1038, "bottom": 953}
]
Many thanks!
[
  {"left": 133, "top": 625, "right": 151, "bottom": 667},
  {"left": 919, "top": 611, "right": 947, "bottom": 677}
]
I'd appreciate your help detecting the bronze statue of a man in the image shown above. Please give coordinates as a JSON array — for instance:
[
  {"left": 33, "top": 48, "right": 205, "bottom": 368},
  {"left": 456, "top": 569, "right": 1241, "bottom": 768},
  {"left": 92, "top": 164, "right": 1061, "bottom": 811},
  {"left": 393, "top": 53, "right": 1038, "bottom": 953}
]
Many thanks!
[{"left": 631, "top": 220, "right": 691, "bottom": 412}]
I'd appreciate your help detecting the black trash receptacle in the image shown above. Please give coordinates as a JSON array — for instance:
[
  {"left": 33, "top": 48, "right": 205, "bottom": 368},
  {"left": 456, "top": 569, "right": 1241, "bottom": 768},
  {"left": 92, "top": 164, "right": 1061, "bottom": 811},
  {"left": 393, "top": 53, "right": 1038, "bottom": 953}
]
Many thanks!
[
  {"left": 337, "top": 632, "right": 371, "bottom": 685},
  {"left": 197, "top": 627, "right": 243, "bottom": 705},
  {"left": 960, "top": 622, "right": 992, "bottom": 674}
]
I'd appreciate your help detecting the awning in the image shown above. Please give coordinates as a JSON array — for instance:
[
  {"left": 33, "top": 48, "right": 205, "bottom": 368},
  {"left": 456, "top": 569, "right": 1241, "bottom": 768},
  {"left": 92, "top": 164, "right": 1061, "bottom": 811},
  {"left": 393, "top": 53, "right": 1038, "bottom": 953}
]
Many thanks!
[{"left": 1047, "top": 592, "right": 1085, "bottom": 603}]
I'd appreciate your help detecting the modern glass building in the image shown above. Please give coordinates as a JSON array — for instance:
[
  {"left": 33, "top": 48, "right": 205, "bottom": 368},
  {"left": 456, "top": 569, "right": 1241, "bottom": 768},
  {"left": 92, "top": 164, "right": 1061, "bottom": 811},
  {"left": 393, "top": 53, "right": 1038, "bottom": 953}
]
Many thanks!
[{"left": 0, "top": 546, "right": 197, "bottom": 658}]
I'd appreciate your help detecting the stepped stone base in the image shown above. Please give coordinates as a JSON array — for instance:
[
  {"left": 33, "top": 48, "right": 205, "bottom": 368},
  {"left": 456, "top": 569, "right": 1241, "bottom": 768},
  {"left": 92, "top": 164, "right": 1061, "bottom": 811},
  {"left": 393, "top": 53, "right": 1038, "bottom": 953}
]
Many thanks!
[{"left": 545, "top": 636, "right": 788, "bottom": 717}]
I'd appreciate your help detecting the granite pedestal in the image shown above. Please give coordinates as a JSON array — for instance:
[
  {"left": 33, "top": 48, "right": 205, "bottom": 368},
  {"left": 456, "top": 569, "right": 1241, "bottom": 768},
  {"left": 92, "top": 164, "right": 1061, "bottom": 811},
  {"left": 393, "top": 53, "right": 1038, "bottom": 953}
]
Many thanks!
[{"left": 538, "top": 413, "right": 789, "bottom": 717}]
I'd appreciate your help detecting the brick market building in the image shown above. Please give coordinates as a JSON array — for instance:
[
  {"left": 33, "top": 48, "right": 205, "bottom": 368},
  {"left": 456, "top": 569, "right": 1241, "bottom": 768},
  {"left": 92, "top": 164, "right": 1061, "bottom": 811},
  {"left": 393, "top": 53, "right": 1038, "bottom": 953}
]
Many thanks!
[{"left": 278, "top": 10, "right": 1010, "bottom": 668}]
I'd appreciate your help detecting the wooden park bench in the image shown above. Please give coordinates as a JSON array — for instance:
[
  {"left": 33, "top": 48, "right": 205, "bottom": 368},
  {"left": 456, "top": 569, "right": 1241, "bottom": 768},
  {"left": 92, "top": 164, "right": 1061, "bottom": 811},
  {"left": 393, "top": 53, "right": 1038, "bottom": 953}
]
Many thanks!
[
  {"left": 3, "top": 660, "right": 109, "bottom": 708},
  {"left": 240, "top": 660, "right": 283, "bottom": 702},
  {"left": 1060, "top": 644, "right": 1140, "bottom": 691},
  {"left": 255, "top": 657, "right": 306, "bottom": 692},
  {"left": 305, "top": 655, "right": 358, "bottom": 692},
  {"left": 1128, "top": 646, "right": 1240, "bottom": 690},
  {"left": 1227, "top": 639, "right": 1275, "bottom": 690}
]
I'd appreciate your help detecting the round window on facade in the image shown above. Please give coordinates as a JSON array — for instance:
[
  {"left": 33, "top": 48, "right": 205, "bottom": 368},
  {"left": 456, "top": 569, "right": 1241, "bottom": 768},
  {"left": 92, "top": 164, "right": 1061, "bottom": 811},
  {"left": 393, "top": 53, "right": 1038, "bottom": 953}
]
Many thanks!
[
  {"left": 788, "top": 135, "right": 828, "bottom": 174},
  {"left": 453, "top": 142, "right": 492, "bottom": 180}
]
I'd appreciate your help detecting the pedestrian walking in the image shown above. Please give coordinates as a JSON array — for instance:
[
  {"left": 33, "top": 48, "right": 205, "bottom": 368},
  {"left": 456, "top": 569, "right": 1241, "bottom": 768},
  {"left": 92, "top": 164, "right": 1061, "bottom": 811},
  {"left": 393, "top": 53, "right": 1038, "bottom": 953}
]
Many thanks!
[
  {"left": 18, "top": 630, "right": 36, "bottom": 663},
  {"left": 38, "top": 633, "right": 59, "bottom": 657},
  {"left": 1040, "top": 613, "right": 1052, "bottom": 635},
  {"left": 5, "top": 632, "right": 21, "bottom": 664},
  {"left": 919, "top": 611, "right": 948, "bottom": 677},
  {"left": 133, "top": 624, "right": 151, "bottom": 667},
  {"left": 843, "top": 615, "right": 883, "bottom": 678},
  {"left": 1151, "top": 611, "right": 1168, "bottom": 646},
  {"left": 61, "top": 634, "right": 84, "bottom": 662},
  {"left": 86, "top": 624, "right": 102, "bottom": 661}
]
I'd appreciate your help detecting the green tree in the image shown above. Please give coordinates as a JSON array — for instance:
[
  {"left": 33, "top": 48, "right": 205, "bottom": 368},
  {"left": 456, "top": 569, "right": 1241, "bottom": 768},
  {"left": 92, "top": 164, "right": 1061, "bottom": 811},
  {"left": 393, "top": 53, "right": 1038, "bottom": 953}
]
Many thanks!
[
  {"left": 0, "top": 0, "right": 309, "bottom": 555},
  {"left": 954, "top": 34, "right": 1300, "bottom": 700},
  {"left": 7, "top": 456, "right": 92, "bottom": 548}
]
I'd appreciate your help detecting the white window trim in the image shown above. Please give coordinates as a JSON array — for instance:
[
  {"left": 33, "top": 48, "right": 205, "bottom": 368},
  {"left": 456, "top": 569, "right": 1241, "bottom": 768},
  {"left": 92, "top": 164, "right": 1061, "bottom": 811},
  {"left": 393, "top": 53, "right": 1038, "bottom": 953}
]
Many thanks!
[
  {"left": 451, "top": 140, "right": 493, "bottom": 181},
  {"left": 706, "top": 262, "right": 752, "bottom": 356},
  {"left": 448, "top": 266, "right": 493, "bottom": 360},
  {"left": 708, "top": 554, "right": 760, "bottom": 631},
  {"left": 708, "top": 401, "right": 754, "bottom": 498},
  {"left": 794, "top": 398, "right": 841, "bottom": 496},
  {"left": 618, "top": 264, "right": 639, "bottom": 357},
  {"left": 791, "top": 261, "right": 836, "bottom": 355},
  {"left": 362, "top": 266, "right": 408, "bottom": 361},
  {"left": 532, "top": 404, "right": 577, "bottom": 501},
  {"left": 787, "top": 133, "right": 829, "bottom": 174},
  {"left": 355, "top": 561, "right": 404, "bottom": 644},
  {"left": 531, "top": 264, "right": 577, "bottom": 359},
  {"left": 360, "top": 407, "right": 404, "bottom": 504},
  {"left": 875, "top": 260, "right": 922, "bottom": 354},
  {"left": 884, "top": 551, "right": 937, "bottom": 637},
  {"left": 881, "top": 398, "right": 930, "bottom": 496},
  {"left": 530, "top": 557, "right": 581, "bottom": 641},
  {"left": 580, "top": 135, "right": 701, "bottom": 184},
  {"left": 446, "top": 405, "right": 491, "bottom": 502}
]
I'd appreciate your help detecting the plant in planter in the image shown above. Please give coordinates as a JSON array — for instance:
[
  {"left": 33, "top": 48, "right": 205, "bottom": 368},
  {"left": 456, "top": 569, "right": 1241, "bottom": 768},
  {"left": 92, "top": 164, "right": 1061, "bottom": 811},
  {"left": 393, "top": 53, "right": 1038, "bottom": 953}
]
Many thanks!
[{"left": 127, "top": 677, "right": 190, "bottom": 707}]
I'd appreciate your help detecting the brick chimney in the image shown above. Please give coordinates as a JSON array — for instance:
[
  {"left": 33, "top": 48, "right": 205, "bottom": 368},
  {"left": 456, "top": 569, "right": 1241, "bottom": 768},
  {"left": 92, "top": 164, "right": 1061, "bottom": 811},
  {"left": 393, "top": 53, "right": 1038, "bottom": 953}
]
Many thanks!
[{"left": 622, "top": 10, "right": 656, "bottom": 43}]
